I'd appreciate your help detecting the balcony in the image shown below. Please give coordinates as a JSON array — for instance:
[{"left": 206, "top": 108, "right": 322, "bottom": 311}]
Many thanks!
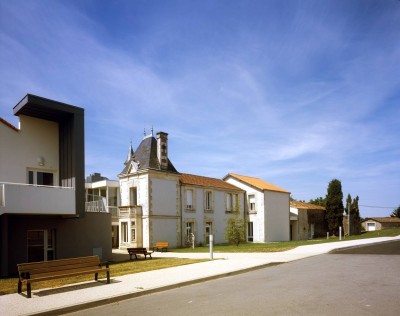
[
  {"left": 0, "top": 182, "right": 75, "bottom": 215},
  {"left": 118, "top": 206, "right": 142, "bottom": 218}
]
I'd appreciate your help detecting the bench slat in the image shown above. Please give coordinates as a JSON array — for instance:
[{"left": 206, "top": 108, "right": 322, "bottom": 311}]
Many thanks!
[
  {"left": 20, "top": 261, "right": 102, "bottom": 276},
  {"left": 18, "top": 256, "right": 100, "bottom": 271}
]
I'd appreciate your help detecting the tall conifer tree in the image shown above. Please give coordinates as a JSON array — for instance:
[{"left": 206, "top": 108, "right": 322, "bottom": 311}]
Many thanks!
[{"left": 325, "top": 179, "right": 344, "bottom": 235}]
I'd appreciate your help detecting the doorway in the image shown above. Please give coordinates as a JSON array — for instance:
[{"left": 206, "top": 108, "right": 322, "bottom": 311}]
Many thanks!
[{"left": 27, "top": 229, "right": 55, "bottom": 262}]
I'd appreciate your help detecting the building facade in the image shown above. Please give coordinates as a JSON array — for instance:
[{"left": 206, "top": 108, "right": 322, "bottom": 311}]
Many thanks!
[
  {"left": 223, "top": 173, "right": 290, "bottom": 242},
  {"left": 117, "top": 132, "right": 246, "bottom": 249},
  {"left": 289, "top": 201, "right": 327, "bottom": 240},
  {"left": 85, "top": 174, "right": 120, "bottom": 248},
  {"left": 0, "top": 94, "right": 111, "bottom": 276}
]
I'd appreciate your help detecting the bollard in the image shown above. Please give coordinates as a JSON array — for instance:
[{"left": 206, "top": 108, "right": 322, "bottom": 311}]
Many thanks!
[
  {"left": 327, "top": 232, "right": 329, "bottom": 239},
  {"left": 339, "top": 226, "right": 342, "bottom": 240},
  {"left": 209, "top": 235, "right": 213, "bottom": 260}
]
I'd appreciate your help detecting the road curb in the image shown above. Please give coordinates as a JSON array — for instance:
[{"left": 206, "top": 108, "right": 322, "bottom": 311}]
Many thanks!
[{"left": 328, "top": 238, "right": 400, "bottom": 254}]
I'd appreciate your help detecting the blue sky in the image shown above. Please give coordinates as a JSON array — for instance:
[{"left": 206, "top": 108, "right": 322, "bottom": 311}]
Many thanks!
[{"left": 1, "top": 0, "right": 399, "bottom": 218}]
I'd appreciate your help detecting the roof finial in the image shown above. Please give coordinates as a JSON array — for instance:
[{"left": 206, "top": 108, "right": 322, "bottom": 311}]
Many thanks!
[
  {"left": 144, "top": 128, "right": 146, "bottom": 137},
  {"left": 151, "top": 126, "right": 154, "bottom": 136}
]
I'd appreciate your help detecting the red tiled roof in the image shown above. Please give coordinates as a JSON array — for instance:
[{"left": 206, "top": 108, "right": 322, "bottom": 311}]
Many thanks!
[
  {"left": 290, "top": 201, "right": 325, "bottom": 211},
  {"left": 225, "top": 173, "right": 290, "bottom": 193},
  {"left": 0, "top": 117, "right": 19, "bottom": 132},
  {"left": 180, "top": 173, "right": 243, "bottom": 191},
  {"left": 363, "top": 217, "right": 400, "bottom": 223}
]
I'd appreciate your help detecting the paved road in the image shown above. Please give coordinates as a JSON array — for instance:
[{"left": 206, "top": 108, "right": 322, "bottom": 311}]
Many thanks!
[{"left": 67, "top": 241, "right": 400, "bottom": 316}]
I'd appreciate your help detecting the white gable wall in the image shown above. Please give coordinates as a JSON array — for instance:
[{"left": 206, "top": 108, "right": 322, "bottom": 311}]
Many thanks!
[
  {"left": 0, "top": 115, "right": 59, "bottom": 184},
  {"left": 264, "top": 190, "right": 290, "bottom": 241},
  {"left": 224, "top": 176, "right": 290, "bottom": 242}
]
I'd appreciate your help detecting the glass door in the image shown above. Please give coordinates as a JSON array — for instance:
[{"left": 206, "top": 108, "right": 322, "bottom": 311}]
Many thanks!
[{"left": 27, "top": 230, "right": 55, "bottom": 262}]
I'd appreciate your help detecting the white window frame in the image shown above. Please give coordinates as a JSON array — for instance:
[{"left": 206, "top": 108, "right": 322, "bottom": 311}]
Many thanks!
[
  {"left": 205, "top": 190, "right": 213, "bottom": 210},
  {"left": 27, "top": 169, "right": 55, "bottom": 186},
  {"left": 248, "top": 195, "right": 256, "bottom": 212},
  {"left": 121, "top": 221, "right": 129, "bottom": 243},
  {"left": 186, "top": 188, "right": 193, "bottom": 210}
]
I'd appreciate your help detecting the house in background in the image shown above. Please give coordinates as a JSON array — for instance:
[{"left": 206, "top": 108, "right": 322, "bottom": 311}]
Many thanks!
[
  {"left": 361, "top": 217, "right": 400, "bottom": 231},
  {"left": 180, "top": 173, "right": 245, "bottom": 246},
  {"left": 223, "top": 173, "right": 290, "bottom": 242},
  {"left": 85, "top": 173, "right": 120, "bottom": 248},
  {"left": 0, "top": 94, "right": 111, "bottom": 276},
  {"left": 118, "top": 131, "right": 181, "bottom": 249},
  {"left": 117, "top": 131, "right": 246, "bottom": 249},
  {"left": 289, "top": 201, "right": 327, "bottom": 240}
]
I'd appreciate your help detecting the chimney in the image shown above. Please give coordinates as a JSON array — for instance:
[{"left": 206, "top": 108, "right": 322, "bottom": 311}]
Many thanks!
[{"left": 157, "top": 131, "right": 168, "bottom": 170}]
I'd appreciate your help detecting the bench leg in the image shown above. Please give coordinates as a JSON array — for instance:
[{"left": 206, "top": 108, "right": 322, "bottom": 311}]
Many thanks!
[
  {"left": 18, "top": 281, "right": 22, "bottom": 294},
  {"left": 27, "top": 283, "right": 31, "bottom": 298},
  {"left": 95, "top": 272, "right": 98, "bottom": 281}
]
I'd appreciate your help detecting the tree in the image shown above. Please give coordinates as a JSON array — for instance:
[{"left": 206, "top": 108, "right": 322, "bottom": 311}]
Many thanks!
[
  {"left": 325, "top": 179, "right": 344, "bottom": 235},
  {"left": 224, "top": 211, "right": 247, "bottom": 246},
  {"left": 390, "top": 206, "right": 400, "bottom": 218},
  {"left": 345, "top": 194, "right": 361, "bottom": 235},
  {"left": 308, "top": 196, "right": 326, "bottom": 207}
]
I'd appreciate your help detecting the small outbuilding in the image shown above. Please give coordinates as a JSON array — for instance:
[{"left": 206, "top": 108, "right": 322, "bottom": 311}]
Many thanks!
[{"left": 361, "top": 217, "right": 400, "bottom": 231}]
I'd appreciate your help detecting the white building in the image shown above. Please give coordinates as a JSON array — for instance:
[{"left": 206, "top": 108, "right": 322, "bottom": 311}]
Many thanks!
[
  {"left": 223, "top": 173, "right": 290, "bottom": 242},
  {"left": 85, "top": 174, "right": 120, "bottom": 248},
  {"left": 118, "top": 131, "right": 181, "bottom": 249},
  {"left": 117, "top": 131, "right": 246, "bottom": 249},
  {"left": 180, "top": 173, "right": 245, "bottom": 246},
  {"left": 0, "top": 94, "right": 111, "bottom": 276}
]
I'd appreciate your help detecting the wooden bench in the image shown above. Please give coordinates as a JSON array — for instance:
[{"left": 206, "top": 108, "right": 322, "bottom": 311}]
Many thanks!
[
  {"left": 127, "top": 248, "right": 153, "bottom": 260},
  {"left": 153, "top": 242, "right": 169, "bottom": 252},
  {"left": 17, "top": 256, "right": 110, "bottom": 298}
]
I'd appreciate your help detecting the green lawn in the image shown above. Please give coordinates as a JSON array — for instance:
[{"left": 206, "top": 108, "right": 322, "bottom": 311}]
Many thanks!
[{"left": 171, "top": 228, "right": 400, "bottom": 253}]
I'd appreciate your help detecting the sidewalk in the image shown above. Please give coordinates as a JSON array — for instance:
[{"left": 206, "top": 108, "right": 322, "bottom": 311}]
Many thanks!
[{"left": 2, "top": 236, "right": 399, "bottom": 316}]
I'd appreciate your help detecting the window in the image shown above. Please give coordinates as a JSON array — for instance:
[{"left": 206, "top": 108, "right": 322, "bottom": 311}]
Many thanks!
[
  {"left": 121, "top": 222, "right": 129, "bottom": 243},
  {"left": 248, "top": 195, "right": 256, "bottom": 212},
  {"left": 186, "top": 189, "right": 193, "bottom": 209},
  {"left": 28, "top": 170, "right": 54, "bottom": 186},
  {"left": 226, "top": 193, "right": 232, "bottom": 211},
  {"left": 205, "top": 190, "right": 213, "bottom": 210},
  {"left": 247, "top": 222, "right": 254, "bottom": 242},
  {"left": 130, "top": 187, "right": 137, "bottom": 206},
  {"left": 131, "top": 228, "right": 136, "bottom": 242},
  {"left": 226, "top": 193, "right": 238, "bottom": 212}
]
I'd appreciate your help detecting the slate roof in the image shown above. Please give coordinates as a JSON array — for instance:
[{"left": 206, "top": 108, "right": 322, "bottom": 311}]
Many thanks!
[
  {"left": 225, "top": 173, "right": 290, "bottom": 193},
  {"left": 120, "top": 135, "right": 178, "bottom": 175},
  {"left": 362, "top": 217, "right": 400, "bottom": 223},
  {"left": 180, "top": 173, "right": 243, "bottom": 191},
  {"left": 290, "top": 201, "right": 325, "bottom": 211}
]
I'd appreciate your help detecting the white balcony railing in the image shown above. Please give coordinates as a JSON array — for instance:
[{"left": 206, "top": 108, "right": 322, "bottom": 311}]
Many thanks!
[
  {"left": 118, "top": 206, "right": 142, "bottom": 218},
  {"left": 0, "top": 182, "right": 75, "bottom": 216}
]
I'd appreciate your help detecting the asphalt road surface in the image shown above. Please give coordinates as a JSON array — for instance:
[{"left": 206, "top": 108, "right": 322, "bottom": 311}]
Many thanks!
[{"left": 67, "top": 240, "right": 400, "bottom": 316}]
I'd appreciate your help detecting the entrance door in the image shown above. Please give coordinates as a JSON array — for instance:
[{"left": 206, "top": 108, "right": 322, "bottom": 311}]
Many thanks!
[{"left": 27, "top": 230, "right": 55, "bottom": 262}]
